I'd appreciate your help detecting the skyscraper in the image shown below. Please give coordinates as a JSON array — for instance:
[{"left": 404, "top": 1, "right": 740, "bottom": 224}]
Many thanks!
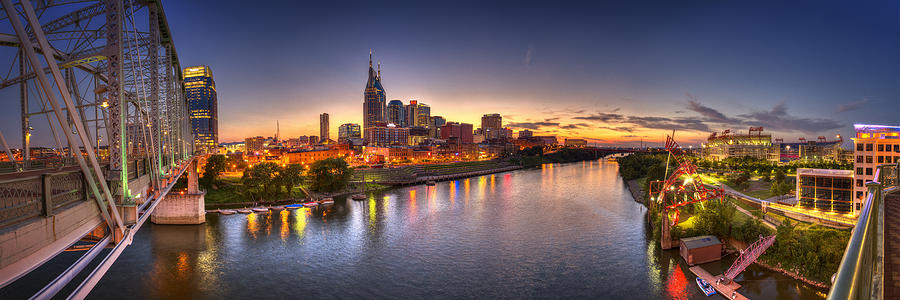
[
  {"left": 387, "top": 100, "right": 406, "bottom": 126},
  {"left": 320, "top": 113, "right": 330, "bottom": 143},
  {"left": 338, "top": 123, "right": 361, "bottom": 143},
  {"left": 430, "top": 116, "right": 446, "bottom": 138},
  {"left": 363, "top": 51, "right": 386, "bottom": 140},
  {"left": 183, "top": 66, "right": 218, "bottom": 150},
  {"left": 405, "top": 100, "right": 430, "bottom": 128},
  {"left": 481, "top": 113, "right": 503, "bottom": 140}
]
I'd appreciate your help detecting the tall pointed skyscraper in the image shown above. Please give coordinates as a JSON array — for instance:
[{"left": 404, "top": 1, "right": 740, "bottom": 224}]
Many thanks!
[{"left": 363, "top": 50, "right": 386, "bottom": 140}]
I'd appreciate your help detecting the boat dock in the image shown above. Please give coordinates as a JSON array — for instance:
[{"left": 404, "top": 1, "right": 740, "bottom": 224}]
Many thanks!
[{"left": 688, "top": 266, "right": 749, "bottom": 300}]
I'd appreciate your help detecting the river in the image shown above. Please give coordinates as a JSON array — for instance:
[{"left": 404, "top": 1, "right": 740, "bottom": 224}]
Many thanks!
[{"left": 4, "top": 160, "right": 826, "bottom": 299}]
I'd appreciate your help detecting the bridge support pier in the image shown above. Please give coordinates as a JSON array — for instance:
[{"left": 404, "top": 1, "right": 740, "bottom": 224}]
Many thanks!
[
  {"left": 151, "top": 160, "right": 205, "bottom": 225},
  {"left": 661, "top": 211, "right": 677, "bottom": 250}
]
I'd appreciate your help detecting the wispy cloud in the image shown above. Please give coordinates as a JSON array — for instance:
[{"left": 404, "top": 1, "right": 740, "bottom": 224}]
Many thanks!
[
  {"left": 737, "top": 102, "right": 843, "bottom": 133},
  {"left": 836, "top": 98, "right": 870, "bottom": 113},
  {"left": 507, "top": 121, "right": 560, "bottom": 130},
  {"left": 524, "top": 44, "right": 534, "bottom": 67}
]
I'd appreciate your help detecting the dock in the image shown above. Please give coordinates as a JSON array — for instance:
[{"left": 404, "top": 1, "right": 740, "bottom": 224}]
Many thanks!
[{"left": 689, "top": 266, "right": 749, "bottom": 300}]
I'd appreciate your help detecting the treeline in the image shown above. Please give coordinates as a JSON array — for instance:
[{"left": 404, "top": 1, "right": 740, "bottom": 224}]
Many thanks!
[
  {"left": 513, "top": 147, "right": 604, "bottom": 167},
  {"left": 200, "top": 155, "right": 353, "bottom": 203},
  {"left": 695, "top": 156, "right": 852, "bottom": 174}
]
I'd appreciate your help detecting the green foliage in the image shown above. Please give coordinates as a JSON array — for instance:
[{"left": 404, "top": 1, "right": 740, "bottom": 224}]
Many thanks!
[
  {"left": 617, "top": 153, "right": 667, "bottom": 180},
  {"left": 308, "top": 158, "right": 353, "bottom": 193},
  {"left": 241, "top": 162, "right": 281, "bottom": 200},
  {"left": 200, "top": 155, "right": 227, "bottom": 189},
  {"left": 278, "top": 164, "right": 305, "bottom": 196},
  {"left": 763, "top": 220, "right": 851, "bottom": 283}
]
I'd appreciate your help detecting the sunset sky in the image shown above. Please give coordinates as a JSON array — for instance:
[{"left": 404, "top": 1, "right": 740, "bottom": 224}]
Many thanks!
[{"left": 4, "top": 0, "right": 899, "bottom": 148}]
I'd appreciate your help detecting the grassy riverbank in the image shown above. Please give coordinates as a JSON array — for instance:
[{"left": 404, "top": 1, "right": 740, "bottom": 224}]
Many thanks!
[{"left": 618, "top": 152, "right": 849, "bottom": 288}]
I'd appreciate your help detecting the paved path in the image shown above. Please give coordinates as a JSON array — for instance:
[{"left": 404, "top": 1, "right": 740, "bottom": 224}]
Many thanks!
[
  {"left": 731, "top": 203, "right": 777, "bottom": 230},
  {"left": 885, "top": 193, "right": 900, "bottom": 299},
  {"left": 689, "top": 266, "right": 748, "bottom": 300}
]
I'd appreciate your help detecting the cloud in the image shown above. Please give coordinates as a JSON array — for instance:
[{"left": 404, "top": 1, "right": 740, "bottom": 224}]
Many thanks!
[
  {"left": 524, "top": 44, "right": 534, "bottom": 67},
  {"left": 507, "top": 121, "right": 560, "bottom": 130},
  {"left": 559, "top": 123, "right": 590, "bottom": 130},
  {"left": 622, "top": 135, "right": 642, "bottom": 138},
  {"left": 687, "top": 100, "right": 739, "bottom": 123},
  {"left": 573, "top": 113, "right": 625, "bottom": 122},
  {"left": 626, "top": 116, "right": 711, "bottom": 132},
  {"left": 836, "top": 98, "right": 870, "bottom": 113},
  {"left": 737, "top": 102, "right": 843, "bottom": 133}
]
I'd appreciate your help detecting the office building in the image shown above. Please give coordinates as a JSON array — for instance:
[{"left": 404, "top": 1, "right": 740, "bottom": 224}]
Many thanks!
[
  {"left": 366, "top": 123, "right": 409, "bottom": 146},
  {"left": 338, "top": 123, "right": 362, "bottom": 143},
  {"left": 387, "top": 100, "right": 406, "bottom": 127},
  {"left": 183, "top": 66, "right": 218, "bottom": 150},
  {"left": 244, "top": 136, "right": 266, "bottom": 154},
  {"left": 852, "top": 124, "right": 900, "bottom": 213},
  {"left": 363, "top": 51, "right": 386, "bottom": 139},
  {"left": 320, "top": 113, "right": 330, "bottom": 143},
  {"left": 430, "top": 116, "right": 446, "bottom": 138},
  {"left": 519, "top": 129, "right": 533, "bottom": 138},
  {"left": 796, "top": 168, "right": 854, "bottom": 214},
  {"left": 440, "top": 122, "right": 474, "bottom": 144},
  {"left": 481, "top": 113, "right": 503, "bottom": 140}
]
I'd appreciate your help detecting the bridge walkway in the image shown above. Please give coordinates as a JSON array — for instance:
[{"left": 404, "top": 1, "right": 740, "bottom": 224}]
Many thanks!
[{"left": 885, "top": 192, "right": 900, "bottom": 299}]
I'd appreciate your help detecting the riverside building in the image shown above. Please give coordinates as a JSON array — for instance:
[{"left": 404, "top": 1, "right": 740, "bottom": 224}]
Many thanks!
[
  {"left": 363, "top": 51, "right": 386, "bottom": 140},
  {"left": 852, "top": 124, "right": 900, "bottom": 211}
]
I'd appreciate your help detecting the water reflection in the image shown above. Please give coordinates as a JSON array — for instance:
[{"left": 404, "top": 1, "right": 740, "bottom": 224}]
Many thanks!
[{"left": 77, "top": 161, "right": 826, "bottom": 300}]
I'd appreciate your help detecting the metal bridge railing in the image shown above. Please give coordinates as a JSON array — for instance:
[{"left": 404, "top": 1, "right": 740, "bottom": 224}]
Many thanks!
[
  {"left": 0, "top": 158, "right": 153, "bottom": 229},
  {"left": 827, "top": 162, "right": 899, "bottom": 300}
]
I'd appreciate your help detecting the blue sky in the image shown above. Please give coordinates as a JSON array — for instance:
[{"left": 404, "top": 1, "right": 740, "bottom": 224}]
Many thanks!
[{"left": 4, "top": 0, "right": 900, "bottom": 146}]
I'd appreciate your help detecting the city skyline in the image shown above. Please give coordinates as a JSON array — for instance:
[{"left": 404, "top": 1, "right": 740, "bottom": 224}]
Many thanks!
[{"left": 151, "top": 0, "right": 900, "bottom": 147}]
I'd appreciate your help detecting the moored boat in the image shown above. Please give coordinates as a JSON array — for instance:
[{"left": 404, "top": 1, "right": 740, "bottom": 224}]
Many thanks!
[
  {"left": 219, "top": 209, "right": 236, "bottom": 215},
  {"left": 237, "top": 209, "right": 253, "bottom": 214},
  {"left": 425, "top": 180, "right": 436, "bottom": 186},
  {"left": 319, "top": 198, "right": 334, "bottom": 205},
  {"left": 696, "top": 277, "right": 716, "bottom": 296},
  {"left": 285, "top": 204, "right": 303, "bottom": 209},
  {"left": 351, "top": 194, "right": 366, "bottom": 201},
  {"left": 269, "top": 206, "right": 285, "bottom": 211},
  {"left": 303, "top": 202, "right": 318, "bottom": 207},
  {"left": 252, "top": 207, "right": 268, "bottom": 212}
]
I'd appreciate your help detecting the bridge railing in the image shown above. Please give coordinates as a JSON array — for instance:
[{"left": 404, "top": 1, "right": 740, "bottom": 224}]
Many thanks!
[
  {"left": 0, "top": 169, "right": 89, "bottom": 229},
  {"left": 0, "top": 158, "right": 154, "bottom": 229},
  {"left": 827, "top": 162, "right": 898, "bottom": 300}
]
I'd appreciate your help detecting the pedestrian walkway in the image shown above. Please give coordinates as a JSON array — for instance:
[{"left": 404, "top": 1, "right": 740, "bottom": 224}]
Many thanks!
[{"left": 885, "top": 193, "right": 900, "bottom": 299}]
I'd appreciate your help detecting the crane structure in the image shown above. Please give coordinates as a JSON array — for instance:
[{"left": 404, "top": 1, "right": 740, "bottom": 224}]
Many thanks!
[{"left": 648, "top": 134, "right": 726, "bottom": 249}]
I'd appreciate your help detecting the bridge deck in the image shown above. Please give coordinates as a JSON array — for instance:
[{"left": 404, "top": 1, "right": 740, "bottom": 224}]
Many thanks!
[{"left": 885, "top": 193, "right": 900, "bottom": 299}]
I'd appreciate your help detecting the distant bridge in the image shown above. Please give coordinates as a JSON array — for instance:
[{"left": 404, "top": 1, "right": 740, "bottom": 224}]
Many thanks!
[{"left": 0, "top": 1, "right": 199, "bottom": 299}]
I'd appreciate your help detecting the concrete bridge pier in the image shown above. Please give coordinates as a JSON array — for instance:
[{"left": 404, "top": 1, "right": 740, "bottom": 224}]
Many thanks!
[{"left": 151, "top": 159, "right": 205, "bottom": 225}]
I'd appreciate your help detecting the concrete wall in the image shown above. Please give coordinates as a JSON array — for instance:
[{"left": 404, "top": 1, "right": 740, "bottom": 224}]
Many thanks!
[
  {"left": 0, "top": 200, "right": 102, "bottom": 280},
  {"left": 151, "top": 193, "right": 205, "bottom": 225}
]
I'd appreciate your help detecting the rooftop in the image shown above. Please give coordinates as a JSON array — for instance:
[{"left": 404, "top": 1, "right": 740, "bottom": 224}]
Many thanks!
[{"left": 681, "top": 235, "right": 721, "bottom": 249}]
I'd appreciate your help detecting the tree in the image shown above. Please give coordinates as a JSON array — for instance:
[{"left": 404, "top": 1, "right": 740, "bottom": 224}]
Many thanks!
[
  {"left": 308, "top": 158, "right": 353, "bottom": 193},
  {"left": 774, "top": 169, "right": 786, "bottom": 184},
  {"left": 201, "top": 155, "right": 227, "bottom": 189},
  {"left": 242, "top": 162, "right": 281, "bottom": 200},
  {"left": 277, "top": 164, "right": 305, "bottom": 196}
]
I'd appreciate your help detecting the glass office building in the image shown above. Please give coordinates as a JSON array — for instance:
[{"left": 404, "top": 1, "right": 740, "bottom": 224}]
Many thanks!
[{"left": 183, "top": 65, "right": 218, "bottom": 150}]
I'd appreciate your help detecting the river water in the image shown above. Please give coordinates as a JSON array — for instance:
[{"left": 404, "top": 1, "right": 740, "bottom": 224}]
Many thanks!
[{"left": 7, "top": 160, "right": 827, "bottom": 299}]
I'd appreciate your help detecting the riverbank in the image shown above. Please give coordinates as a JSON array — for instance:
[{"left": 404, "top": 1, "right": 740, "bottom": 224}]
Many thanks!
[
  {"left": 616, "top": 161, "right": 831, "bottom": 292},
  {"left": 625, "top": 179, "right": 646, "bottom": 205}
]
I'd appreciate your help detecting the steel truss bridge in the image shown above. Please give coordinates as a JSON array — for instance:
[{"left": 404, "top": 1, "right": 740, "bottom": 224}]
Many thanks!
[{"left": 0, "top": 1, "right": 196, "bottom": 298}]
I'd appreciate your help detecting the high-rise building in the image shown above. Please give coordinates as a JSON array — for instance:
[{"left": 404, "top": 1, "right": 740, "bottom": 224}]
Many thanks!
[
  {"left": 338, "top": 123, "right": 362, "bottom": 143},
  {"left": 184, "top": 65, "right": 218, "bottom": 150},
  {"left": 404, "top": 100, "right": 431, "bottom": 128},
  {"left": 387, "top": 100, "right": 406, "bottom": 126},
  {"left": 440, "top": 122, "right": 474, "bottom": 144},
  {"left": 363, "top": 51, "right": 386, "bottom": 140},
  {"left": 366, "top": 123, "right": 409, "bottom": 146},
  {"left": 244, "top": 136, "right": 266, "bottom": 154},
  {"left": 320, "top": 113, "right": 330, "bottom": 143},
  {"left": 416, "top": 103, "right": 431, "bottom": 127},
  {"left": 430, "top": 116, "right": 446, "bottom": 138},
  {"left": 852, "top": 124, "right": 900, "bottom": 214},
  {"left": 481, "top": 113, "right": 503, "bottom": 140}
]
